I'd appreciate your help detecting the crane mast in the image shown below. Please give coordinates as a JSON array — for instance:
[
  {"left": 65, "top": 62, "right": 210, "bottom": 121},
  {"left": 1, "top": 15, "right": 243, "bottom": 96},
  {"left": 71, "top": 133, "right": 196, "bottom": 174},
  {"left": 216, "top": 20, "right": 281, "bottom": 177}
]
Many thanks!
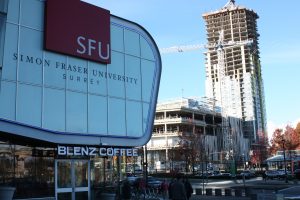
[{"left": 159, "top": 30, "right": 253, "bottom": 164}]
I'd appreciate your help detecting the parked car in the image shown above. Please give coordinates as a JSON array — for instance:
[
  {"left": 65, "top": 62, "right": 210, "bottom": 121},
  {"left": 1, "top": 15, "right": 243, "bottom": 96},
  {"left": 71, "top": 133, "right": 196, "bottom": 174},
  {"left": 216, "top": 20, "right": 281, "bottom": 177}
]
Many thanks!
[
  {"left": 147, "top": 176, "right": 162, "bottom": 188},
  {"left": 220, "top": 172, "right": 232, "bottom": 179},
  {"left": 240, "top": 170, "right": 256, "bottom": 179},
  {"left": 294, "top": 169, "right": 300, "bottom": 179},
  {"left": 126, "top": 176, "right": 139, "bottom": 186},
  {"left": 265, "top": 170, "right": 279, "bottom": 179}
]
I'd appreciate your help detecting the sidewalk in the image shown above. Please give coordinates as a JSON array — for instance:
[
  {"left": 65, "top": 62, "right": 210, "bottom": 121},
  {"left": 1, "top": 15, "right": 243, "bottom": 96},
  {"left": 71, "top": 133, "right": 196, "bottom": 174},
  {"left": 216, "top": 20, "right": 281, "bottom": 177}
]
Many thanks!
[{"left": 190, "top": 196, "right": 250, "bottom": 200}]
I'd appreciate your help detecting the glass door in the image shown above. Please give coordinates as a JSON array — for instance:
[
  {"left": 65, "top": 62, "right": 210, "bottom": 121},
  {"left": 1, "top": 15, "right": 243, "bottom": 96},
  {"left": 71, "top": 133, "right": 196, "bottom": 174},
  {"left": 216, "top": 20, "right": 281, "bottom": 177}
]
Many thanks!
[{"left": 55, "top": 160, "right": 90, "bottom": 200}]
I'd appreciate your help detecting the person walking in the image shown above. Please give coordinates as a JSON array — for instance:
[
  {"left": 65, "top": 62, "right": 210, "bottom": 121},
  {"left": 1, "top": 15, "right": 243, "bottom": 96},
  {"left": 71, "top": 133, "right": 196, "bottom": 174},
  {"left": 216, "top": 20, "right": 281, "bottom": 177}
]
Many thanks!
[
  {"left": 121, "top": 180, "right": 131, "bottom": 200},
  {"left": 170, "top": 174, "right": 187, "bottom": 200},
  {"left": 183, "top": 177, "right": 193, "bottom": 200},
  {"left": 168, "top": 178, "right": 175, "bottom": 200},
  {"left": 160, "top": 179, "right": 169, "bottom": 200}
]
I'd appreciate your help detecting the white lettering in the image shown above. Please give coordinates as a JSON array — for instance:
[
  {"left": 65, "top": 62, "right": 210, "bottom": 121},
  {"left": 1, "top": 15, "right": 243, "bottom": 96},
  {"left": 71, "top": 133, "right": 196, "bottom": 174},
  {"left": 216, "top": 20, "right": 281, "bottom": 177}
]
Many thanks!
[
  {"left": 74, "top": 147, "right": 81, "bottom": 156},
  {"left": 107, "top": 148, "right": 113, "bottom": 156},
  {"left": 89, "top": 147, "right": 97, "bottom": 156},
  {"left": 88, "top": 39, "right": 96, "bottom": 56},
  {"left": 57, "top": 146, "right": 139, "bottom": 157},
  {"left": 76, "top": 36, "right": 86, "bottom": 54},
  {"left": 67, "top": 147, "right": 73, "bottom": 156},
  {"left": 132, "top": 148, "right": 138, "bottom": 156},
  {"left": 81, "top": 147, "right": 89, "bottom": 156},
  {"left": 98, "top": 43, "right": 110, "bottom": 60},
  {"left": 58, "top": 146, "right": 66, "bottom": 155},
  {"left": 76, "top": 36, "right": 110, "bottom": 61},
  {"left": 114, "top": 148, "right": 120, "bottom": 156},
  {"left": 99, "top": 148, "right": 107, "bottom": 156},
  {"left": 126, "top": 149, "right": 132, "bottom": 156}
]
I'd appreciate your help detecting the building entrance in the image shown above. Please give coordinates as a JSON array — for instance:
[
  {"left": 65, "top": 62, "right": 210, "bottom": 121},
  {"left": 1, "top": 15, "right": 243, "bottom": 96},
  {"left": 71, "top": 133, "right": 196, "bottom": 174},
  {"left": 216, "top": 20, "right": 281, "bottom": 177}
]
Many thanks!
[{"left": 55, "top": 159, "right": 90, "bottom": 200}]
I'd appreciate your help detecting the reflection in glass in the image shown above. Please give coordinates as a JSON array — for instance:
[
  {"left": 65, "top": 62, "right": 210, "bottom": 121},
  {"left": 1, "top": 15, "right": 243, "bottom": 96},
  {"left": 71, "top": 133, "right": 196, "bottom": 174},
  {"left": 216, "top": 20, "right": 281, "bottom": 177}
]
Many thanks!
[
  {"left": 141, "top": 60, "right": 155, "bottom": 102},
  {"left": 57, "top": 161, "right": 71, "bottom": 188},
  {"left": 75, "top": 161, "right": 88, "bottom": 187},
  {"left": 0, "top": 14, "right": 6, "bottom": 67},
  {"left": 108, "top": 97, "right": 125, "bottom": 136},
  {"left": 57, "top": 192, "right": 72, "bottom": 200},
  {"left": 75, "top": 191, "right": 88, "bottom": 200},
  {"left": 126, "top": 100, "right": 142, "bottom": 137}
]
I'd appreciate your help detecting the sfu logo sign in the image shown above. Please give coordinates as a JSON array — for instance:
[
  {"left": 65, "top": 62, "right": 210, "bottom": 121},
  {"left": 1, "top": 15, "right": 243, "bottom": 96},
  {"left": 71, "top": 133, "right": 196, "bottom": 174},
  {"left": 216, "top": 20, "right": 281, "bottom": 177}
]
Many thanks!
[{"left": 45, "top": 0, "right": 111, "bottom": 64}]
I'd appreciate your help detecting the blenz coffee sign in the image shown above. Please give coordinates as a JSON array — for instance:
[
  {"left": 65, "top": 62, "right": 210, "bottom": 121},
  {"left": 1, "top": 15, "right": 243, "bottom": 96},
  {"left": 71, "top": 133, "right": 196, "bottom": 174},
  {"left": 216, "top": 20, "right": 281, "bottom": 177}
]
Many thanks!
[
  {"left": 58, "top": 146, "right": 139, "bottom": 157},
  {"left": 45, "top": 0, "right": 111, "bottom": 64}
]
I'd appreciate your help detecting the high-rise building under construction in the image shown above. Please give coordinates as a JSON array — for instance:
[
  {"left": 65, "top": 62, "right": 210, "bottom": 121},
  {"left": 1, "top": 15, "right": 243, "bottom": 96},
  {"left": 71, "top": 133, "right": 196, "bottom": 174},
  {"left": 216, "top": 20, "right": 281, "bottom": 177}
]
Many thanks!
[{"left": 202, "top": 0, "right": 267, "bottom": 144}]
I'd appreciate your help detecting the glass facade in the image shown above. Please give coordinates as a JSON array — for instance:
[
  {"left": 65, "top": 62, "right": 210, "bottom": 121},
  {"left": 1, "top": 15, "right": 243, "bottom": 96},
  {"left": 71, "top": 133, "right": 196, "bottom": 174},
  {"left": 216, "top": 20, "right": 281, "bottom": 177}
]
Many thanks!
[
  {"left": 0, "top": 0, "right": 161, "bottom": 147},
  {"left": 0, "top": 141, "right": 142, "bottom": 199},
  {"left": 0, "top": 142, "right": 55, "bottom": 198}
]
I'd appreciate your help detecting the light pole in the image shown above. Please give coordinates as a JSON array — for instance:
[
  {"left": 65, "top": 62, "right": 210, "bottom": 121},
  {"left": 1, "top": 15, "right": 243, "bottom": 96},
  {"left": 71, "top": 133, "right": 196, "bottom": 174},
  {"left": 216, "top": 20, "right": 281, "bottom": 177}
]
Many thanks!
[{"left": 281, "top": 139, "right": 288, "bottom": 183}]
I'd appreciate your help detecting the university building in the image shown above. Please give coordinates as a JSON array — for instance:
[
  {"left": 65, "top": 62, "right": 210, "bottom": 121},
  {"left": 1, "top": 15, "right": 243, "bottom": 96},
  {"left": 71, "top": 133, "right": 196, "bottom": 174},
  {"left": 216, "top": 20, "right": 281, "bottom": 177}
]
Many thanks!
[{"left": 0, "top": 0, "right": 161, "bottom": 199}]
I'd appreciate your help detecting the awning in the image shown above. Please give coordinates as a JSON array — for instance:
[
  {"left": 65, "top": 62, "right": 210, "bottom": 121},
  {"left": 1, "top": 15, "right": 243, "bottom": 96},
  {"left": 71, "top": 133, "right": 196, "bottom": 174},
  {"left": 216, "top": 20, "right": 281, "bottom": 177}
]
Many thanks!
[{"left": 266, "top": 155, "right": 300, "bottom": 162}]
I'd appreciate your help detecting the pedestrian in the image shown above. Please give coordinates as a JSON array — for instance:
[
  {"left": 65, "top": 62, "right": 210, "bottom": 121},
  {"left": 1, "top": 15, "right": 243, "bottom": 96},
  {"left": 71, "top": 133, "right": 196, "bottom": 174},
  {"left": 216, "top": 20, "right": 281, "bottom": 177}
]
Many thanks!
[
  {"left": 121, "top": 180, "right": 131, "bottom": 200},
  {"left": 161, "top": 179, "right": 169, "bottom": 200},
  {"left": 184, "top": 177, "right": 193, "bottom": 200},
  {"left": 138, "top": 178, "right": 146, "bottom": 197},
  {"left": 168, "top": 178, "right": 175, "bottom": 200},
  {"left": 262, "top": 171, "right": 267, "bottom": 182},
  {"left": 170, "top": 174, "right": 187, "bottom": 200}
]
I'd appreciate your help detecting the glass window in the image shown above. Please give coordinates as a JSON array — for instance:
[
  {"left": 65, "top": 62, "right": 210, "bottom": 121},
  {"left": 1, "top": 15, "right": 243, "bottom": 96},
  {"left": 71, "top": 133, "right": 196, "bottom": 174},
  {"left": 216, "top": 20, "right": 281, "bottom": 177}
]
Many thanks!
[
  {"left": 141, "top": 60, "right": 155, "bottom": 102},
  {"left": 140, "top": 36, "right": 155, "bottom": 61},
  {"left": 44, "top": 52, "right": 67, "bottom": 89},
  {"left": 17, "top": 84, "right": 42, "bottom": 127},
  {"left": 66, "top": 57, "right": 88, "bottom": 93},
  {"left": 43, "top": 87, "right": 66, "bottom": 132},
  {"left": 0, "top": 81, "right": 16, "bottom": 120},
  {"left": 2, "top": 23, "right": 18, "bottom": 81},
  {"left": 108, "top": 97, "right": 125, "bottom": 136},
  {"left": 111, "top": 24, "right": 124, "bottom": 52},
  {"left": 107, "top": 51, "right": 125, "bottom": 98},
  {"left": 20, "top": 0, "right": 44, "bottom": 30},
  {"left": 88, "top": 94, "right": 107, "bottom": 134},
  {"left": 0, "top": 0, "right": 8, "bottom": 13},
  {"left": 125, "top": 55, "right": 141, "bottom": 101},
  {"left": 0, "top": 142, "right": 55, "bottom": 198},
  {"left": 88, "top": 61, "right": 107, "bottom": 95},
  {"left": 126, "top": 100, "right": 142, "bottom": 137},
  {"left": 19, "top": 26, "right": 43, "bottom": 85},
  {"left": 143, "top": 103, "right": 150, "bottom": 133},
  {"left": 0, "top": 14, "right": 6, "bottom": 68},
  {"left": 66, "top": 91, "right": 87, "bottom": 133},
  {"left": 124, "top": 29, "right": 140, "bottom": 57},
  {"left": 7, "top": 0, "right": 19, "bottom": 23}
]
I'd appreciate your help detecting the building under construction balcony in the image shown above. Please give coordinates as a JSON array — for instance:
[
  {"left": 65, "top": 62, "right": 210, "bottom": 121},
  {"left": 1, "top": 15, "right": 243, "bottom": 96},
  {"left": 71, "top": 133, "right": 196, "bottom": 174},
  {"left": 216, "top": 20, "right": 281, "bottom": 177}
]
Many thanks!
[
  {"left": 146, "top": 98, "right": 250, "bottom": 172},
  {"left": 202, "top": 0, "right": 267, "bottom": 145}
]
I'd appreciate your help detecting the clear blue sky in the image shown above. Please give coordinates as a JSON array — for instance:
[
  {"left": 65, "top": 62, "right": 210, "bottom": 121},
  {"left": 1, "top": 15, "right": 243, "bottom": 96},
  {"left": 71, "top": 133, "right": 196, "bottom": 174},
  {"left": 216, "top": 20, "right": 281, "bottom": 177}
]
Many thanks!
[{"left": 84, "top": 0, "right": 300, "bottom": 136}]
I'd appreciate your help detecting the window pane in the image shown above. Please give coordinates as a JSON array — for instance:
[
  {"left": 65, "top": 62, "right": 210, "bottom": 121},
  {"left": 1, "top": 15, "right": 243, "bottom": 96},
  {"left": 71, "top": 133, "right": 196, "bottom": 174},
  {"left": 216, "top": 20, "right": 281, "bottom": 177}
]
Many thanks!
[
  {"left": 57, "top": 161, "right": 72, "bottom": 188},
  {"left": 0, "top": 15, "right": 5, "bottom": 68},
  {"left": 17, "top": 84, "right": 42, "bottom": 127},
  {"left": 57, "top": 192, "right": 72, "bottom": 200},
  {"left": 66, "top": 91, "right": 87, "bottom": 133},
  {"left": 108, "top": 97, "right": 125, "bottom": 136},
  {"left": 125, "top": 55, "right": 141, "bottom": 101},
  {"left": 126, "top": 100, "right": 142, "bottom": 137},
  {"left": 75, "top": 161, "right": 88, "bottom": 187}
]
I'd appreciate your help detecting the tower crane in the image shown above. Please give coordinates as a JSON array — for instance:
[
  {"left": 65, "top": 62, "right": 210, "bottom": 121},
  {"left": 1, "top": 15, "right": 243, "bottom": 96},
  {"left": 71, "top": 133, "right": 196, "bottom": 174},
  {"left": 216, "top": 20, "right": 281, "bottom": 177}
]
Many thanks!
[{"left": 159, "top": 31, "right": 253, "bottom": 163}]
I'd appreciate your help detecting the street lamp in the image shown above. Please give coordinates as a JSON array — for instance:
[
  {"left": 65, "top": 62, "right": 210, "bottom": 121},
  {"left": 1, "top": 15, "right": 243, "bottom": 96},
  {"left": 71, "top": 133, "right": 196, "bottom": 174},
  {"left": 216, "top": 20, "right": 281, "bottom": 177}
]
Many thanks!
[{"left": 281, "top": 139, "right": 288, "bottom": 183}]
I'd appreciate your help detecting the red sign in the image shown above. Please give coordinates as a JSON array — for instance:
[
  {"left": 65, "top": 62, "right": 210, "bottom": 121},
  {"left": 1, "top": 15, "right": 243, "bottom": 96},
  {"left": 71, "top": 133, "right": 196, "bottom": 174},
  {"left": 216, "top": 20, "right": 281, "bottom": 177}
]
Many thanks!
[{"left": 45, "top": 0, "right": 111, "bottom": 64}]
